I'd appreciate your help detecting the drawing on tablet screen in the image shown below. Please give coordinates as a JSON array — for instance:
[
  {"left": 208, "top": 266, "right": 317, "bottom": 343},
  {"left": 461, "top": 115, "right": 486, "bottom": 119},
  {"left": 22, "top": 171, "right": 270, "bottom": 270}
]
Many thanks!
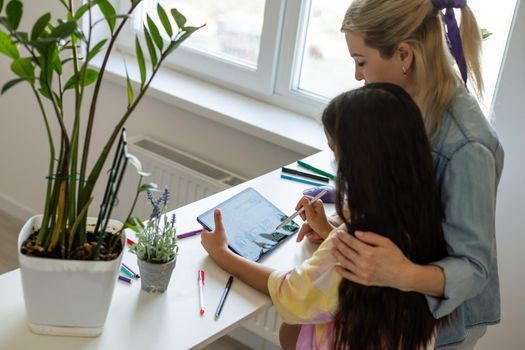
[{"left": 197, "top": 188, "right": 300, "bottom": 261}]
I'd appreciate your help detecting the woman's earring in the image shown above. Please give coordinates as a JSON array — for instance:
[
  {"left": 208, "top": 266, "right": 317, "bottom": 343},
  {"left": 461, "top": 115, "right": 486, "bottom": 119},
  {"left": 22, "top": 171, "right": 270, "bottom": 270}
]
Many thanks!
[{"left": 402, "top": 66, "right": 408, "bottom": 75}]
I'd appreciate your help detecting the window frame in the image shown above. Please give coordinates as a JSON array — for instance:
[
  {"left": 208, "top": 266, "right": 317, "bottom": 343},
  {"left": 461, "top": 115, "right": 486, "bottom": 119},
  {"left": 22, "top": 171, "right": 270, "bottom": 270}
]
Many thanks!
[
  {"left": 110, "top": 0, "right": 518, "bottom": 120},
  {"left": 116, "top": 0, "right": 287, "bottom": 95}
]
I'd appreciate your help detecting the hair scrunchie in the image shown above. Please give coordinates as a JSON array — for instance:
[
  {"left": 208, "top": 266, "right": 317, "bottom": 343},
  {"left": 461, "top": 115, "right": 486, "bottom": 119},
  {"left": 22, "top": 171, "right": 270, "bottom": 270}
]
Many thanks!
[{"left": 431, "top": 0, "right": 468, "bottom": 85}]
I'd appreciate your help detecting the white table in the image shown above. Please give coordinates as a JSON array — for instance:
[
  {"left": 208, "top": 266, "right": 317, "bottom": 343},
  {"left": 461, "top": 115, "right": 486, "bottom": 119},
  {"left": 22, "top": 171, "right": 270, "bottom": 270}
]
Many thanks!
[{"left": 0, "top": 151, "right": 334, "bottom": 350}]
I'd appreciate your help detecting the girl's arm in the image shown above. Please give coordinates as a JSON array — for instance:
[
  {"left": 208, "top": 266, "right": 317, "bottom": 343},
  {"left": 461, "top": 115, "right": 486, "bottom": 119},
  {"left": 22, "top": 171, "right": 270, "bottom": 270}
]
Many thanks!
[{"left": 200, "top": 209, "right": 274, "bottom": 295}]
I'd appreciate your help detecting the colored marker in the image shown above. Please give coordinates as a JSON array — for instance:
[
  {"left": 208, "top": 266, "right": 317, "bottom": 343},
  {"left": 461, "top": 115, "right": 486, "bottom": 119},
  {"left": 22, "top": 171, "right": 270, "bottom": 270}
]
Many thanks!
[
  {"left": 280, "top": 173, "right": 326, "bottom": 187},
  {"left": 198, "top": 269, "right": 205, "bottom": 316},
  {"left": 215, "top": 276, "right": 234, "bottom": 319},
  {"left": 120, "top": 265, "right": 134, "bottom": 278},
  {"left": 281, "top": 167, "right": 330, "bottom": 183},
  {"left": 297, "top": 160, "right": 335, "bottom": 180},
  {"left": 177, "top": 228, "right": 202, "bottom": 239},
  {"left": 118, "top": 275, "right": 132, "bottom": 284},
  {"left": 122, "top": 262, "right": 140, "bottom": 279}
]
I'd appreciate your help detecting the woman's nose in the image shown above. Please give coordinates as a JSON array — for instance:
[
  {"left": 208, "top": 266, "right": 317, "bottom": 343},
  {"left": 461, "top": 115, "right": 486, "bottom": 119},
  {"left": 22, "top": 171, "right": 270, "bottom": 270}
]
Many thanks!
[{"left": 355, "top": 70, "right": 364, "bottom": 81}]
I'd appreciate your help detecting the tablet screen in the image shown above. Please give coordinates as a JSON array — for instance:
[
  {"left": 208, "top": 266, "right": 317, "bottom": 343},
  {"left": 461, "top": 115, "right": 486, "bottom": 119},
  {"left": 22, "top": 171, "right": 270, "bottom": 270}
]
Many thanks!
[{"left": 197, "top": 187, "right": 300, "bottom": 261}]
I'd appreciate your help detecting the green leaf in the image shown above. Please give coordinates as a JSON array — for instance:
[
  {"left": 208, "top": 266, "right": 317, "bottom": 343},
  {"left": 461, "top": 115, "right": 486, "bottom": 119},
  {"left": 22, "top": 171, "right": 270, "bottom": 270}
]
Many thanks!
[
  {"left": 125, "top": 68, "right": 134, "bottom": 107},
  {"left": 75, "top": 0, "right": 100, "bottom": 20},
  {"left": 143, "top": 25, "right": 157, "bottom": 67},
  {"left": 6, "top": 0, "right": 22, "bottom": 30},
  {"left": 53, "top": 60, "right": 62, "bottom": 75},
  {"left": 63, "top": 68, "right": 99, "bottom": 90},
  {"left": 11, "top": 57, "right": 34, "bottom": 79},
  {"left": 135, "top": 37, "right": 146, "bottom": 87},
  {"left": 51, "top": 46, "right": 62, "bottom": 74},
  {"left": 0, "top": 0, "right": 4, "bottom": 13},
  {"left": 139, "top": 183, "right": 158, "bottom": 192},
  {"left": 146, "top": 15, "right": 163, "bottom": 51},
  {"left": 0, "top": 30, "right": 19, "bottom": 58},
  {"left": 1, "top": 77, "right": 26, "bottom": 94},
  {"left": 170, "top": 8, "right": 186, "bottom": 29},
  {"left": 49, "top": 20, "right": 77, "bottom": 39},
  {"left": 86, "top": 38, "right": 107, "bottom": 62},
  {"left": 157, "top": 4, "right": 172, "bottom": 38},
  {"left": 30, "top": 13, "right": 51, "bottom": 41},
  {"left": 38, "top": 86, "right": 51, "bottom": 99},
  {"left": 166, "top": 25, "right": 203, "bottom": 56},
  {"left": 481, "top": 28, "right": 493, "bottom": 41},
  {"left": 124, "top": 217, "right": 145, "bottom": 233},
  {"left": 98, "top": 0, "right": 116, "bottom": 32}
]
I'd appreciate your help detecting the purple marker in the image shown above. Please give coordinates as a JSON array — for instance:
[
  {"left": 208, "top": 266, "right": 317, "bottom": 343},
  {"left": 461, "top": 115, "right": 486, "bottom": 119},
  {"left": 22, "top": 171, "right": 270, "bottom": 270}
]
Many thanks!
[
  {"left": 118, "top": 275, "right": 132, "bottom": 284},
  {"left": 177, "top": 228, "right": 202, "bottom": 239}
]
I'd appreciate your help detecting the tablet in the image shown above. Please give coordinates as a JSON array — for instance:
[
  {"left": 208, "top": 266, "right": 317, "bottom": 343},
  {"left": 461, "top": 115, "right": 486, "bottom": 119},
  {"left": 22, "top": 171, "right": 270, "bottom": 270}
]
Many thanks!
[{"left": 197, "top": 187, "right": 300, "bottom": 262}]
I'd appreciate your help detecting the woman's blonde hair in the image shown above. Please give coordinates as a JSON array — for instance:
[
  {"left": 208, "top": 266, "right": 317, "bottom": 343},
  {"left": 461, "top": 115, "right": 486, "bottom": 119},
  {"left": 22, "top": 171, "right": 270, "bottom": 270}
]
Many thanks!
[{"left": 341, "top": 0, "right": 483, "bottom": 135}]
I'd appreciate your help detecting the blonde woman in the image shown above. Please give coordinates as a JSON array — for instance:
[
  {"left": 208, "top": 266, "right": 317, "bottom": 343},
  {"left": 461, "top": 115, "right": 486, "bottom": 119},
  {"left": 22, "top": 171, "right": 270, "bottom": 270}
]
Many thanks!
[{"left": 316, "top": 0, "right": 504, "bottom": 349}]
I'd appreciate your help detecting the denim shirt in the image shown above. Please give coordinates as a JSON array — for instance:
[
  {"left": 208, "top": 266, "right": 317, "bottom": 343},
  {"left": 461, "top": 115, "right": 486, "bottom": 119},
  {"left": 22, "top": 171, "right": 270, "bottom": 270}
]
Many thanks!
[{"left": 426, "top": 87, "right": 504, "bottom": 348}]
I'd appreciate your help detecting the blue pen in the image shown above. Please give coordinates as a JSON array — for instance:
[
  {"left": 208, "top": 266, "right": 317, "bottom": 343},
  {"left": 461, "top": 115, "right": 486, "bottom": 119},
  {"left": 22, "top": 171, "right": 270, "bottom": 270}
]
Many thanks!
[{"left": 280, "top": 173, "right": 326, "bottom": 187}]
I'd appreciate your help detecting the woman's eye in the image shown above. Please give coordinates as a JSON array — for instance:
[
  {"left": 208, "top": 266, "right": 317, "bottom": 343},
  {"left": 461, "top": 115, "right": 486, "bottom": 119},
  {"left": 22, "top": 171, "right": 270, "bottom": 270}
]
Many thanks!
[{"left": 357, "top": 61, "right": 366, "bottom": 67}]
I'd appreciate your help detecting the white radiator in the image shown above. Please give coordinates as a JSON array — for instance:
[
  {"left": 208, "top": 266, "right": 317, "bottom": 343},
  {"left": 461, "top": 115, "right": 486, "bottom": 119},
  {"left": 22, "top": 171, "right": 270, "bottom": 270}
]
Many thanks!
[
  {"left": 125, "top": 136, "right": 245, "bottom": 220},
  {"left": 125, "top": 136, "right": 282, "bottom": 348}
]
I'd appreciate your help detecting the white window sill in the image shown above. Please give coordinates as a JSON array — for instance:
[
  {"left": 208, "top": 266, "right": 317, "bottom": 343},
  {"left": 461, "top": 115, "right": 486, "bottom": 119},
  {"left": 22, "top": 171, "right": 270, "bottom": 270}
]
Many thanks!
[{"left": 93, "top": 51, "right": 326, "bottom": 156}]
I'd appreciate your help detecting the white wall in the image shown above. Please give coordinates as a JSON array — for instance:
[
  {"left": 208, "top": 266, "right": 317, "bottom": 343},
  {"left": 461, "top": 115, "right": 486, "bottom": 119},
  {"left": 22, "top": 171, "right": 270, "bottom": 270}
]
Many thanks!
[{"left": 477, "top": 0, "right": 525, "bottom": 349}]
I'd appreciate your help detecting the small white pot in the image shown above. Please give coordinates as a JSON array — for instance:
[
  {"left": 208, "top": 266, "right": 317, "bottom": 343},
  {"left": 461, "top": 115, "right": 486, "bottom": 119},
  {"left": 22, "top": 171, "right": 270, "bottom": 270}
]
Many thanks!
[{"left": 18, "top": 215, "right": 124, "bottom": 337}]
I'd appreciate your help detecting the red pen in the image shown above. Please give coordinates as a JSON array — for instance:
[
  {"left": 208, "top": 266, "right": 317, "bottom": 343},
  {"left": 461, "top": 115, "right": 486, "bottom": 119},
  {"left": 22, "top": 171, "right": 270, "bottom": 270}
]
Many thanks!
[{"left": 198, "top": 269, "right": 205, "bottom": 316}]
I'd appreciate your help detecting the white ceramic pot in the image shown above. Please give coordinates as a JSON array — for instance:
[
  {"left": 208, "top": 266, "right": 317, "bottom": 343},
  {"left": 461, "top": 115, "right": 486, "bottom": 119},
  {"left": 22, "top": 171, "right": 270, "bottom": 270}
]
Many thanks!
[{"left": 18, "top": 215, "right": 124, "bottom": 337}]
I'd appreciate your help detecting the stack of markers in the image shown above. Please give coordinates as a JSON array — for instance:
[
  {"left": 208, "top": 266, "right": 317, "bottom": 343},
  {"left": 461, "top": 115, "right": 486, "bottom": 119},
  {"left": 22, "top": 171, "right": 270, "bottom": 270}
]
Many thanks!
[
  {"left": 280, "top": 160, "right": 335, "bottom": 187},
  {"left": 118, "top": 262, "right": 140, "bottom": 284}
]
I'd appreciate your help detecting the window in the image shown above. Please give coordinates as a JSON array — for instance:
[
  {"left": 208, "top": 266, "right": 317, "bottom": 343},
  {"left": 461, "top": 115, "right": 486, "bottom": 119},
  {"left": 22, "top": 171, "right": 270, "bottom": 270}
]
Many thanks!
[{"left": 115, "top": 0, "right": 518, "bottom": 118}]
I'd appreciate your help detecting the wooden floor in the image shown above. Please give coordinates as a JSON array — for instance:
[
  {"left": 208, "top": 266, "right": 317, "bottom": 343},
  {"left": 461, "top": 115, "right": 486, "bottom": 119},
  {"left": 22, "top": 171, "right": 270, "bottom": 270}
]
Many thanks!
[
  {"left": 0, "top": 209, "right": 252, "bottom": 350},
  {"left": 0, "top": 209, "right": 22, "bottom": 275}
]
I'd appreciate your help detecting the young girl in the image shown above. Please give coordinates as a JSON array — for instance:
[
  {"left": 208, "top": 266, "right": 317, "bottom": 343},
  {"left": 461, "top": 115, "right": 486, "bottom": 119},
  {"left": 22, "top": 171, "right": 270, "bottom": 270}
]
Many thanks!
[{"left": 201, "top": 83, "right": 448, "bottom": 350}]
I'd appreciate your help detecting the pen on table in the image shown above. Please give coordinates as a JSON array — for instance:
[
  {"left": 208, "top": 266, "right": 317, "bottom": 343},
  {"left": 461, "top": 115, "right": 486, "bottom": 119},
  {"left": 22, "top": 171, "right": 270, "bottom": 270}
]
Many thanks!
[
  {"left": 281, "top": 167, "right": 330, "bottom": 183},
  {"left": 122, "top": 262, "right": 140, "bottom": 278},
  {"left": 280, "top": 173, "right": 327, "bottom": 187},
  {"left": 215, "top": 276, "right": 234, "bottom": 320},
  {"left": 297, "top": 160, "right": 335, "bottom": 180},
  {"left": 177, "top": 228, "right": 202, "bottom": 239},
  {"left": 198, "top": 269, "right": 205, "bottom": 316},
  {"left": 275, "top": 188, "right": 328, "bottom": 231}
]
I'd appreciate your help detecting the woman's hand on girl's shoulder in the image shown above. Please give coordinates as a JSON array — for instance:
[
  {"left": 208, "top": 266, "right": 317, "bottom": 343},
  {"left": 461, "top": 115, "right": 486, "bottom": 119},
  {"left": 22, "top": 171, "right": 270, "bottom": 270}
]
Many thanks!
[{"left": 332, "top": 230, "right": 412, "bottom": 289}]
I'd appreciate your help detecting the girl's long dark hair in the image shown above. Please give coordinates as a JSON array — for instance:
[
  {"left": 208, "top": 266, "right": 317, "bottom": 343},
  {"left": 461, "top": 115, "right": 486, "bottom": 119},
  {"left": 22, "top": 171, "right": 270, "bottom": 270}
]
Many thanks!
[{"left": 322, "top": 83, "right": 447, "bottom": 350}]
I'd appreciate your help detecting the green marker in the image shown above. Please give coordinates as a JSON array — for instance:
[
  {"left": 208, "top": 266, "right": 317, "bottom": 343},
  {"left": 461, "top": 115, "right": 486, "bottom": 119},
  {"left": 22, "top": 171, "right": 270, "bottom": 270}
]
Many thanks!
[{"left": 297, "top": 160, "right": 335, "bottom": 180}]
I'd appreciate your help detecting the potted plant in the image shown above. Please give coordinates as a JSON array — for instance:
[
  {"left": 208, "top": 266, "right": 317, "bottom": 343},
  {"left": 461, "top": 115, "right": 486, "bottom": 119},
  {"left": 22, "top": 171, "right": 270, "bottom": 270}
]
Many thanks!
[
  {"left": 0, "top": 0, "right": 201, "bottom": 336},
  {"left": 128, "top": 187, "right": 178, "bottom": 294}
]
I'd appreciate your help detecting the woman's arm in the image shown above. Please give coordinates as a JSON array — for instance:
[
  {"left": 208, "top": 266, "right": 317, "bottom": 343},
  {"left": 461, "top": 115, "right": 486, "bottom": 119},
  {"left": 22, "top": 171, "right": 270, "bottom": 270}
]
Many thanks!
[
  {"left": 200, "top": 209, "right": 274, "bottom": 295},
  {"left": 332, "top": 231, "right": 445, "bottom": 296}
]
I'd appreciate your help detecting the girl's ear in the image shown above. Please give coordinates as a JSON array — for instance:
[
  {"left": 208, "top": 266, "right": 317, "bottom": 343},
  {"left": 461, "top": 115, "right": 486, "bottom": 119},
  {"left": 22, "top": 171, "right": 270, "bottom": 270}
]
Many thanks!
[{"left": 397, "top": 42, "right": 414, "bottom": 70}]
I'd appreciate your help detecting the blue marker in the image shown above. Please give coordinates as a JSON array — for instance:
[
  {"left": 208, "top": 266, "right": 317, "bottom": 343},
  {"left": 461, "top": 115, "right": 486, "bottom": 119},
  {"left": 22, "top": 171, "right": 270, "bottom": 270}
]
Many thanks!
[{"left": 280, "top": 173, "right": 326, "bottom": 187}]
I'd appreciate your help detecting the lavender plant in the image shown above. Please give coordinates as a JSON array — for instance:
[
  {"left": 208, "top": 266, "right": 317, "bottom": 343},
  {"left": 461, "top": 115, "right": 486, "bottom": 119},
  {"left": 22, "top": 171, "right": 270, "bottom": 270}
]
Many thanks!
[{"left": 128, "top": 187, "right": 178, "bottom": 264}]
